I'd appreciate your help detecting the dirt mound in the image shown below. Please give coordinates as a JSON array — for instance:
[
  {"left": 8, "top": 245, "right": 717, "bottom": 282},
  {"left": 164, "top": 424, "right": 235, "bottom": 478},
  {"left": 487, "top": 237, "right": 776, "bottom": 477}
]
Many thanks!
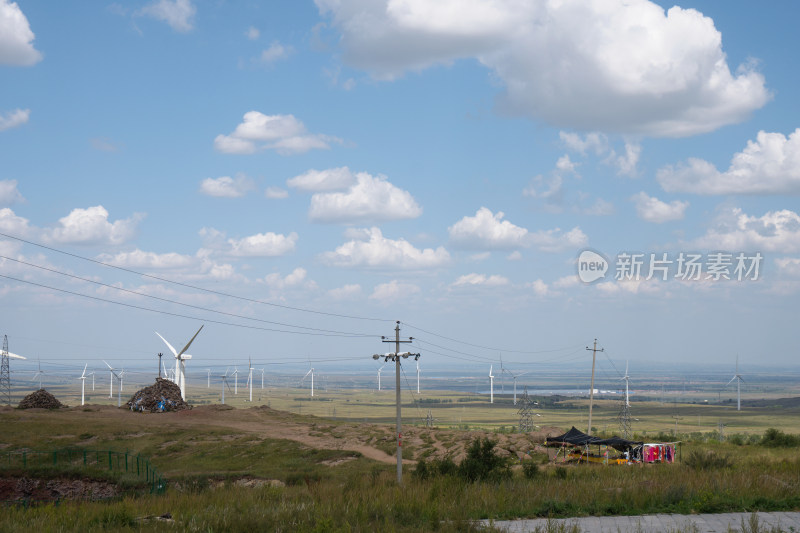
[
  {"left": 126, "top": 378, "right": 190, "bottom": 413},
  {"left": 18, "top": 389, "right": 63, "bottom": 409},
  {"left": 0, "top": 477, "right": 118, "bottom": 502}
]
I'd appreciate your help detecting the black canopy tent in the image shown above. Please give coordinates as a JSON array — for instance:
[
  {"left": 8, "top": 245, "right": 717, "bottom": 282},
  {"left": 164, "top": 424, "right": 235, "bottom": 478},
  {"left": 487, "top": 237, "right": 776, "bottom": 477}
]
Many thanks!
[{"left": 546, "top": 427, "right": 644, "bottom": 463}]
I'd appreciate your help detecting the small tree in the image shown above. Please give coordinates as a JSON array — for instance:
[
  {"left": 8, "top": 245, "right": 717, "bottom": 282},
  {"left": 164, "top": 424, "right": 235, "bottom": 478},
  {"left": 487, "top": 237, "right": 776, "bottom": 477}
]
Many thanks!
[{"left": 458, "top": 437, "right": 511, "bottom": 482}]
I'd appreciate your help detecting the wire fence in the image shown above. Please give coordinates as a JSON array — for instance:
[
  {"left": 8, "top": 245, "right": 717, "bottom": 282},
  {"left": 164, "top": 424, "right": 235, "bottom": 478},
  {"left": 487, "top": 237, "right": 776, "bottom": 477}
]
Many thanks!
[{"left": 0, "top": 448, "right": 166, "bottom": 496}]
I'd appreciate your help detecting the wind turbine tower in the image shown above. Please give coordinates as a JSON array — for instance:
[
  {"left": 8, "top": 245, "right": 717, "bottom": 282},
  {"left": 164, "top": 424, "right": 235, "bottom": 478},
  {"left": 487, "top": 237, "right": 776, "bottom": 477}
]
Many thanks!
[
  {"left": 489, "top": 365, "right": 495, "bottom": 404},
  {"left": 618, "top": 360, "right": 632, "bottom": 439},
  {"left": 78, "top": 364, "right": 87, "bottom": 406},
  {"left": 302, "top": 367, "right": 314, "bottom": 397},
  {"left": 728, "top": 356, "right": 745, "bottom": 411},
  {"left": 248, "top": 358, "right": 253, "bottom": 402},
  {"left": 377, "top": 364, "right": 384, "bottom": 391},
  {"left": 416, "top": 361, "right": 420, "bottom": 394},
  {"left": 155, "top": 325, "right": 204, "bottom": 401}
]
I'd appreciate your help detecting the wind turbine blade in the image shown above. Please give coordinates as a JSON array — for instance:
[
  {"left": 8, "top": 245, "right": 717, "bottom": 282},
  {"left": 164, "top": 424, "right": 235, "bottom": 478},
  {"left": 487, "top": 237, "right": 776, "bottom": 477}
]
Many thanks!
[
  {"left": 103, "top": 360, "right": 113, "bottom": 370},
  {"left": 303, "top": 368, "right": 313, "bottom": 379},
  {"left": 180, "top": 354, "right": 192, "bottom": 360},
  {"left": 7, "top": 352, "right": 26, "bottom": 360},
  {"left": 156, "top": 332, "right": 179, "bottom": 357},
  {"left": 727, "top": 376, "right": 736, "bottom": 386},
  {"left": 176, "top": 325, "right": 204, "bottom": 357},
  {"left": 81, "top": 364, "right": 87, "bottom": 378},
  {"left": 489, "top": 365, "right": 493, "bottom": 378}
]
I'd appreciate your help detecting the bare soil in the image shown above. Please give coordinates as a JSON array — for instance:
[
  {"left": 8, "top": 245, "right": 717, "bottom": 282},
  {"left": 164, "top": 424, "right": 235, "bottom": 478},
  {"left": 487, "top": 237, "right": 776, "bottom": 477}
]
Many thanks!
[{"left": 0, "top": 477, "right": 118, "bottom": 502}]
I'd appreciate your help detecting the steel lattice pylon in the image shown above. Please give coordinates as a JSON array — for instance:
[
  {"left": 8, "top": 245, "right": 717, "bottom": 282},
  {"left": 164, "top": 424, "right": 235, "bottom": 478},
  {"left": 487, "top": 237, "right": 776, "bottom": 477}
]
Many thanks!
[
  {"left": 425, "top": 409, "right": 434, "bottom": 428},
  {"left": 617, "top": 400, "right": 632, "bottom": 439},
  {"left": 517, "top": 386, "right": 534, "bottom": 432},
  {"left": 1, "top": 335, "right": 10, "bottom": 406}
]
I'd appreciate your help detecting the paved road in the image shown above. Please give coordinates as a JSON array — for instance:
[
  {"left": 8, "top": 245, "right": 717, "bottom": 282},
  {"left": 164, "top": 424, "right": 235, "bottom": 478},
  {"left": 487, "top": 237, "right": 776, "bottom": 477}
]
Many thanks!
[{"left": 484, "top": 511, "right": 800, "bottom": 532}]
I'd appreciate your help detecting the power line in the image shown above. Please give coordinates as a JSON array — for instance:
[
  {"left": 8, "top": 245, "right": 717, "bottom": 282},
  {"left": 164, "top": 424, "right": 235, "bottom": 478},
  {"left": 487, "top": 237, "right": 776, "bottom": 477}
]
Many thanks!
[
  {"left": 0, "top": 254, "right": 375, "bottom": 337},
  {"left": 0, "top": 231, "right": 393, "bottom": 323},
  {"left": 0, "top": 273, "right": 377, "bottom": 339}
]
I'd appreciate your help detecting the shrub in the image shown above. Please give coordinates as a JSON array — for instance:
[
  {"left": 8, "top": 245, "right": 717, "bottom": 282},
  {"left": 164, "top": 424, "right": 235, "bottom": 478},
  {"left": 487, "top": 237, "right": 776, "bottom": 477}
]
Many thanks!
[
  {"left": 458, "top": 437, "right": 511, "bottom": 482},
  {"left": 684, "top": 450, "right": 733, "bottom": 470},
  {"left": 522, "top": 461, "right": 540, "bottom": 479},
  {"left": 760, "top": 428, "right": 800, "bottom": 448}
]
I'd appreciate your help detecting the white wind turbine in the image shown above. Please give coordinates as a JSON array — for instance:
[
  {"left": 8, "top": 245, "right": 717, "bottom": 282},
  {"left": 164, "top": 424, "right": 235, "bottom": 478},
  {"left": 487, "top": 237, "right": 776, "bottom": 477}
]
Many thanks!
[
  {"left": 221, "top": 368, "right": 232, "bottom": 404},
  {"left": 416, "top": 361, "right": 421, "bottom": 394},
  {"left": 88, "top": 370, "right": 94, "bottom": 391},
  {"left": 301, "top": 367, "right": 314, "bottom": 397},
  {"left": 501, "top": 363, "right": 529, "bottom": 405},
  {"left": 489, "top": 365, "right": 495, "bottom": 404},
  {"left": 377, "top": 363, "right": 385, "bottom": 391},
  {"left": 155, "top": 325, "right": 204, "bottom": 401},
  {"left": 78, "top": 364, "right": 88, "bottom": 406},
  {"left": 206, "top": 369, "right": 211, "bottom": 388},
  {"left": 247, "top": 358, "right": 253, "bottom": 402},
  {"left": 620, "top": 360, "right": 631, "bottom": 407},
  {"left": 232, "top": 367, "right": 239, "bottom": 395},
  {"left": 30, "top": 358, "right": 44, "bottom": 390},
  {"left": 103, "top": 360, "right": 123, "bottom": 407},
  {"left": 728, "top": 355, "right": 745, "bottom": 411},
  {"left": 260, "top": 368, "right": 265, "bottom": 389}
]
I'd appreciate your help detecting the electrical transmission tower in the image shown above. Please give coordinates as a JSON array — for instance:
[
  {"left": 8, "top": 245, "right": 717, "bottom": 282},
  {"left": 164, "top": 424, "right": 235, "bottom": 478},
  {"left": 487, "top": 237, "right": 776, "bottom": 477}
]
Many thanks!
[
  {"left": 517, "top": 386, "right": 534, "bottom": 432},
  {"left": 425, "top": 409, "right": 434, "bottom": 428},
  {"left": 1, "top": 336, "right": 9, "bottom": 406}
]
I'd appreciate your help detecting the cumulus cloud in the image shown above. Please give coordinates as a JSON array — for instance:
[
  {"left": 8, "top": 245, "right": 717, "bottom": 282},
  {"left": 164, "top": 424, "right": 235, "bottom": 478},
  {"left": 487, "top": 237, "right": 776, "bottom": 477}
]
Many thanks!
[
  {"left": 560, "top": 131, "right": 641, "bottom": 177},
  {"left": 98, "top": 249, "right": 195, "bottom": 269},
  {"left": 528, "top": 227, "right": 588, "bottom": 253},
  {"left": 527, "top": 279, "right": 549, "bottom": 297},
  {"left": 0, "top": 108, "right": 29, "bottom": 131},
  {"left": 658, "top": 129, "right": 800, "bottom": 195},
  {"left": 317, "top": 0, "right": 768, "bottom": 137},
  {"left": 0, "top": 0, "right": 41, "bottom": 66},
  {"left": 369, "top": 280, "right": 420, "bottom": 301},
  {"left": 214, "top": 111, "right": 340, "bottom": 155},
  {"left": 691, "top": 208, "right": 800, "bottom": 254},
  {"left": 0, "top": 208, "right": 32, "bottom": 236},
  {"left": 451, "top": 273, "right": 509, "bottom": 287},
  {"left": 584, "top": 198, "right": 615, "bottom": 216},
  {"left": 263, "top": 267, "right": 316, "bottom": 291},
  {"left": 258, "top": 41, "right": 292, "bottom": 65},
  {"left": 139, "top": 0, "right": 196, "bottom": 32},
  {"left": 308, "top": 172, "right": 422, "bottom": 223},
  {"left": 264, "top": 187, "right": 288, "bottom": 199},
  {"left": 328, "top": 283, "right": 362, "bottom": 300},
  {"left": 245, "top": 26, "right": 260, "bottom": 40},
  {"left": 199, "top": 175, "right": 255, "bottom": 198},
  {"left": 0, "top": 180, "right": 24, "bottom": 205},
  {"left": 631, "top": 192, "right": 688, "bottom": 223},
  {"left": 320, "top": 227, "right": 450, "bottom": 269},
  {"left": 776, "top": 258, "right": 800, "bottom": 278},
  {"left": 227, "top": 231, "right": 298, "bottom": 257},
  {"left": 448, "top": 207, "right": 528, "bottom": 250},
  {"left": 44, "top": 206, "right": 143, "bottom": 246},
  {"left": 287, "top": 167, "right": 356, "bottom": 192}
]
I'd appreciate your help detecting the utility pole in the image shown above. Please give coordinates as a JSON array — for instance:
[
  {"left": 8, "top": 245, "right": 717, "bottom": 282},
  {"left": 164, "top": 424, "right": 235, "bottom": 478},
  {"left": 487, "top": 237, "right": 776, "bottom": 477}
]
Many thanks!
[
  {"left": 372, "top": 321, "right": 419, "bottom": 485},
  {"left": 672, "top": 415, "right": 683, "bottom": 436},
  {"left": 586, "top": 339, "right": 603, "bottom": 435},
  {"left": 1, "top": 336, "right": 9, "bottom": 406}
]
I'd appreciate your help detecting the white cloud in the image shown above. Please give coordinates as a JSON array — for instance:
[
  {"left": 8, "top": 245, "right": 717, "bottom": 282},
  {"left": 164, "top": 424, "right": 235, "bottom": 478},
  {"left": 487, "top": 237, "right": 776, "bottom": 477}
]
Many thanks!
[
  {"left": 0, "top": 0, "right": 41, "bottom": 66},
  {"left": 0, "top": 108, "right": 29, "bottom": 131},
  {"left": 89, "top": 137, "right": 120, "bottom": 152},
  {"left": 98, "top": 249, "right": 195, "bottom": 269},
  {"left": 321, "top": 227, "right": 450, "bottom": 269},
  {"left": 560, "top": 131, "right": 641, "bottom": 177},
  {"left": 692, "top": 208, "right": 800, "bottom": 254},
  {"left": 448, "top": 207, "right": 528, "bottom": 250},
  {"left": 506, "top": 250, "right": 522, "bottom": 261},
  {"left": 328, "top": 283, "right": 362, "bottom": 300},
  {"left": 560, "top": 131, "right": 608, "bottom": 155},
  {"left": 263, "top": 267, "right": 316, "bottom": 291},
  {"left": 452, "top": 273, "right": 509, "bottom": 287},
  {"left": 139, "top": 0, "right": 196, "bottom": 32},
  {"left": 309, "top": 172, "right": 422, "bottom": 223},
  {"left": 214, "top": 111, "right": 340, "bottom": 155},
  {"left": 265, "top": 187, "right": 289, "bottom": 199},
  {"left": 317, "top": 0, "right": 768, "bottom": 137},
  {"left": 369, "top": 280, "right": 420, "bottom": 301},
  {"left": 527, "top": 279, "right": 549, "bottom": 297},
  {"left": 776, "top": 258, "right": 800, "bottom": 278},
  {"left": 584, "top": 198, "right": 615, "bottom": 216},
  {"left": 555, "top": 155, "right": 578, "bottom": 174},
  {"left": 613, "top": 142, "right": 641, "bottom": 177},
  {"left": 199, "top": 175, "right": 255, "bottom": 198},
  {"left": 0, "top": 180, "right": 23, "bottom": 205},
  {"left": 631, "top": 192, "right": 688, "bottom": 223},
  {"left": 287, "top": 167, "right": 356, "bottom": 192},
  {"left": 44, "top": 206, "right": 143, "bottom": 246},
  {"left": 529, "top": 227, "right": 588, "bottom": 253},
  {"left": 658, "top": 129, "right": 800, "bottom": 195},
  {"left": 523, "top": 174, "right": 562, "bottom": 200},
  {"left": 259, "top": 41, "right": 292, "bottom": 65},
  {"left": 0, "top": 208, "right": 31, "bottom": 236},
  {"left": 246, "top": 26, "right": 260, "bottom": 40},
  {"left": 227, "top": 231, "right": 298, "bottom": 257}
]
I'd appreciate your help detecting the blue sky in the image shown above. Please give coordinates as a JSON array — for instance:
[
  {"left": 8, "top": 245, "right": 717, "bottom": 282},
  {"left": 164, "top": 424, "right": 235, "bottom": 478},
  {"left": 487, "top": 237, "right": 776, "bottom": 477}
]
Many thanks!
[{"left": 1, "top": 0, "right": 799, "bottom": 380}]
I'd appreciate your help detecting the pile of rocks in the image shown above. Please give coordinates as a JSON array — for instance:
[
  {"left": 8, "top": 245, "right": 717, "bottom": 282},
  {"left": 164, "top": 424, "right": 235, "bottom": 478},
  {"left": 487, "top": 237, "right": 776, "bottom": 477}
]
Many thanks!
[
  {"left": 18, "top": 389, "right": 64, "bottom": 409},
  {"left": 126, "top": 378, "right": 190, "bottom": 413}
]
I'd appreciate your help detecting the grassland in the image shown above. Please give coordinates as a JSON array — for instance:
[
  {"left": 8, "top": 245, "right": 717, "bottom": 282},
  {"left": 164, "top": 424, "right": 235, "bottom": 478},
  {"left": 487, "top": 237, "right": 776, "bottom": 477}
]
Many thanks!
[{"left": 2, "top": 384, "right": 800, "bottom": 532}]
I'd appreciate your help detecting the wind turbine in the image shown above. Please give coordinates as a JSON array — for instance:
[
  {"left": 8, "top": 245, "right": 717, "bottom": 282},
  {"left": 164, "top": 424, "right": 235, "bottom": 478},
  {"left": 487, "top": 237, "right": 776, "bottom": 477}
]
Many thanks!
[
  {"left": 247, "top": 358, "right": 253, "bottom": 402},
  {"left": 416, "top": 361, "right": 421, "bottom": 394},
  {"left": 155, "top": 325, "right": 204, "bottom": 401},
  {"left": 727, "top": 355, "right": 745, "bottom": 411},
  {"left": 501, "top": 365, "right": 529, "bottom": 405},
  {"left": 377, "top": 364, "right": 385, "bottom": 391},
  {"left": 206, "top": 369, "right": 211, "bottom": 388},
  {"left": 88, "top": 370, "right": 95, "bottom": 391},
  {"left": 221, "top": 368, "right": 232, "bottom": 404},
  {"left": 302, "top": 367, "right": 314, "bottom": 397},
  {"left": 30, "top": 358, "right": 44, "bottom": 390},
  {"left": 260, "top": 368, "right": 265, "bottom": 389},
  {"left": 489, "top": 365, "right": 495, "bottom": 404},
  {"left": 78, "top": 364, "right": 87, "bottom": 406},
  {"left": 620, "top": 360, "right": 631, "bottom": 407},
  {"left": 232, "top": 367, "right": 239, "bottom": 395},
  {"left": 103, "top": 360, "right": 123, "bottom": 407}
]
